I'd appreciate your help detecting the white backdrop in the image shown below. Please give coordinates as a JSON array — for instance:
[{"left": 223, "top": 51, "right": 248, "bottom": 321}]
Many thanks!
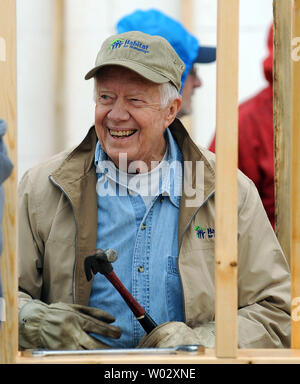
[{"left": 17, "top": 0, "right": 273, "bottom": 180}]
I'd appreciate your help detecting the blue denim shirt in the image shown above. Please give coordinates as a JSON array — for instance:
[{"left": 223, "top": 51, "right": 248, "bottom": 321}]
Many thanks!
[{"left": 88, "top": 128, "right": 184, "bottom": 347}]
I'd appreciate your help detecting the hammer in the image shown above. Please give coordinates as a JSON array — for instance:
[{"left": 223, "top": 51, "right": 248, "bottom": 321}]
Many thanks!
[{"left": 84, "top": 248, "right": 157, "bottom": 334}]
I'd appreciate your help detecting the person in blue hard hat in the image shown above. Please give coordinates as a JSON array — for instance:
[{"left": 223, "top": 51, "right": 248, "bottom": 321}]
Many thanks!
[{"left": 116, "top": 9, "right": 216, "bottom": 117}]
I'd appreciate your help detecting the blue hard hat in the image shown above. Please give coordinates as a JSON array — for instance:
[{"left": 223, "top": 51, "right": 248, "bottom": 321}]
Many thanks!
[{"left": 116, "top": 9, "right": 216, "bottom": 90}]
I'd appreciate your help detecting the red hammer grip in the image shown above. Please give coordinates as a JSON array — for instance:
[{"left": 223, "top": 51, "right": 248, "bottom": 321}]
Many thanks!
[{"left": 106, "top": 271, "right": 146, "bottom": 318}]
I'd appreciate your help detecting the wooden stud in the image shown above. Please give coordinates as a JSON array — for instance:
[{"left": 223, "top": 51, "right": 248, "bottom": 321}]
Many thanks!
[
  {"left": 54, "top": 0, "right": 66, "bottom": 152},
  {"left": 273, "top": 0, "right": 293, "bottom": 265},
  {"left": 215, "top": 0, "right": 239, "bottom": 358},
  {"left": 14, "top": 349, "right": 300, "bottom": 364},
  {"left": 180, "top": 0, "right": 194, "bottom": 137},
  {"left": 181, "top": 0, "right": 194, "bottom": 31},
  {"left": 292, "top": 0, "right": 300, "bottom": 349},
  {"left": 0, "top": 0, "right": 18, "bottom": 364}
]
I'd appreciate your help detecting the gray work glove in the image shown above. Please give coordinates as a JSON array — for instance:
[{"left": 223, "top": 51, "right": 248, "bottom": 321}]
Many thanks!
[
  {"left": 138, "top": 321, "right": 215, "bottom": 349},
  {"left": 19, "top": 300, "right": 121, "bottom": 350}
]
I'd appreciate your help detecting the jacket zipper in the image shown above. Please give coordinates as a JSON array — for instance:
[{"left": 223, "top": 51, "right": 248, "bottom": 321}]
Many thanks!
[
  {"left": 178, "top": 190, "right": 215, "bottom": 322},
  {"left": 49, "top": 175, "right": 78, "bottom": 304}
]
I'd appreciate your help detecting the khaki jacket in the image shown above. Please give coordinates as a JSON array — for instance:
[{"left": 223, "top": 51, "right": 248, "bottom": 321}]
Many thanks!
[{"left": 18, "top": 119, "right": 291, "bottom": 348}]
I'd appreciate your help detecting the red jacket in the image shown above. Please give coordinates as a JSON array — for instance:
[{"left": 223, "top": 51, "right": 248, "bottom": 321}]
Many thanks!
[{"left": 209, "top": 26, "right": 274, "bottom": 228}]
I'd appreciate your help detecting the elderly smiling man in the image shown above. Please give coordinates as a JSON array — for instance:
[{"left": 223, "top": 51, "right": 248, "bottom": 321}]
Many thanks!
[{"left": 18, "top": 31, "right": 290, "bottom": 351}]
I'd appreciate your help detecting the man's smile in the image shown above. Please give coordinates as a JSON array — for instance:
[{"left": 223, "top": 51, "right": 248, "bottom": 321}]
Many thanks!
[{"left": 108, "top": 128, "right": 138, "bottom": 139}]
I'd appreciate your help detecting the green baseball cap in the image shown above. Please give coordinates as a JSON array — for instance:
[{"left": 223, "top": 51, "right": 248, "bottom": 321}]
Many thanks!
[{"left": 85, "top": 31, "right": 185, "bottom": 92}]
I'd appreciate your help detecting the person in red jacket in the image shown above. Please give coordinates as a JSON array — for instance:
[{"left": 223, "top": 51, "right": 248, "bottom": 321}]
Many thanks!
[{"left": 209, "top": 25, "right": 275, "bottom": 228}]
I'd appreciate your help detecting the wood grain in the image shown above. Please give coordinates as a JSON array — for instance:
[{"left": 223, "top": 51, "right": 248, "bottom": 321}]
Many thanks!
[
  {"left": 0, "top": 0, "right": 18, "bottom": 364},
  {"left": 273, "top": 0, "right": 293, "bottom": 265},
  {"left": 292, "top": 0, "right": 300, "bottom": 349},
  {"left": 214, "top": 0, "right": 239, "bottom": 358},
  {"left": 16, "top": 349, "right": 300, "bottom": 365},
  {"left": 54, "top": 0, "right": 66, "bottom": 152},
  {"left": 179, "top": 0, "right": 194, "bottom": 137}
]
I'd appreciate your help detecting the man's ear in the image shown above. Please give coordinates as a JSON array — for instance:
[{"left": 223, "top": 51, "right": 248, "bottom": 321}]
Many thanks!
[{"left": 163, "top": 97, "right": 182, "bottom": 128}]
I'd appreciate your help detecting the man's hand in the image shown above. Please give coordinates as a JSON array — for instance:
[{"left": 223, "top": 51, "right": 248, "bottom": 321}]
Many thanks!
[
  {"left": 138, "top": 321, "right": 215, "bottom": 349},
  {"left": 19, "top": 300, "right": 121, "bottom": 350}
]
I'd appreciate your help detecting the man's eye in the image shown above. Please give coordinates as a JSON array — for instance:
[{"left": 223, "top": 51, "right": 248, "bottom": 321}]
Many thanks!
[
  {"left": 130, "top": 98, "right": 144, "bottom": 105},
  {"left": 97, "top": 95, "right": 113, "bottom": 104}
]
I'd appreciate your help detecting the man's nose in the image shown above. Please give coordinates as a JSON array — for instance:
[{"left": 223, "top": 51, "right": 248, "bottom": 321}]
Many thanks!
[{"left": 107, "top": 99, "right": 130, "bottom": 121}]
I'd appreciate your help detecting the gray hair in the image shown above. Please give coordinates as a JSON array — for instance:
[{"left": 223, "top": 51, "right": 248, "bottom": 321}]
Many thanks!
[
  {"left": 93, "top": 77, "right": 180, "bottom": 108},
  {"left": 159, "top": 82, "right": 181, "bottom": 109}
]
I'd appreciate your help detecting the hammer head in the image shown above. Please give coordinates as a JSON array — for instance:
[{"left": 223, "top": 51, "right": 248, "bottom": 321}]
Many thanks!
[{"left": 84, "top": 248, "right": 118, "bottom": 281}]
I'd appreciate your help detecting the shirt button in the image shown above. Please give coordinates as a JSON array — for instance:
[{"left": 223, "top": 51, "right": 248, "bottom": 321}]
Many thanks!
[
  {"left": 141, "top": 223, "right": 146, "bottom": 230},
  {"left": 128, "top": 189, "right": 134, "bottom": 196},
  {"left": 138, "top": 266, "right": 144, "bottom": 273}
]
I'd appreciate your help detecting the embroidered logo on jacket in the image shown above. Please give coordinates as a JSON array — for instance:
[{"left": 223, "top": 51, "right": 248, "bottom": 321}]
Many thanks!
[{"left": 194, "top": 226, "right": 215, "bottom": 239}]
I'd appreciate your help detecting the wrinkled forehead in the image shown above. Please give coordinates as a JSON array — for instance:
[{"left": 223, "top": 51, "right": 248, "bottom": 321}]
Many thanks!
[{"left": 95, "top": 65, "right": 160, "bottom": 89}]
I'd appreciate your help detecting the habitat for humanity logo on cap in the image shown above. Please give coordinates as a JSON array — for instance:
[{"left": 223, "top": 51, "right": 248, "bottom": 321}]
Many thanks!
[
  {"left": 110, "top": 38, "right": 150, "bottom": 54},
  {"left": 85, "top": 31, "right": 185, "bottom": 92}
]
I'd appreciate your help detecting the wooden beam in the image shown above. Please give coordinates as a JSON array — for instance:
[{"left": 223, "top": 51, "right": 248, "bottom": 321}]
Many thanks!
[
  {"left": 180, "top": 0, "right": 194, "bottom": 138},
  {"left": 273, "top": 0, "right": 293, "bottom": 265},
  {"left": 215, "top": 0, "right": 239, "bottom": 358},
  {"left": 0, "top": 0, "right": 18, "bottom": 364},
  {"left": 292, "top": 0, "right": 300, "bottom": 349},
  {"left": 181, "top": 0, "right": 194, "bottom": 31},
  {"left": 15, "top": 349, "right": 300, "bottom": 365},
  {"left": 53, "top": 0, "right": 66, "bottom": 152}
]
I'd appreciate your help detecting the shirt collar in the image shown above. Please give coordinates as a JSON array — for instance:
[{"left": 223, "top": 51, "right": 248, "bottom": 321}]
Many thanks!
[{"left": 94, "top": 128, "right": 182, "bottom": 208}]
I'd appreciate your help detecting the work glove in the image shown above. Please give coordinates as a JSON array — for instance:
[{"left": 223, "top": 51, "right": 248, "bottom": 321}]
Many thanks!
[
  {"left": 19, "top": 300, "right": 121, "bottom": 350},
  {"left": 138, "top": 321, "right": 215, "bottom": 349}
]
